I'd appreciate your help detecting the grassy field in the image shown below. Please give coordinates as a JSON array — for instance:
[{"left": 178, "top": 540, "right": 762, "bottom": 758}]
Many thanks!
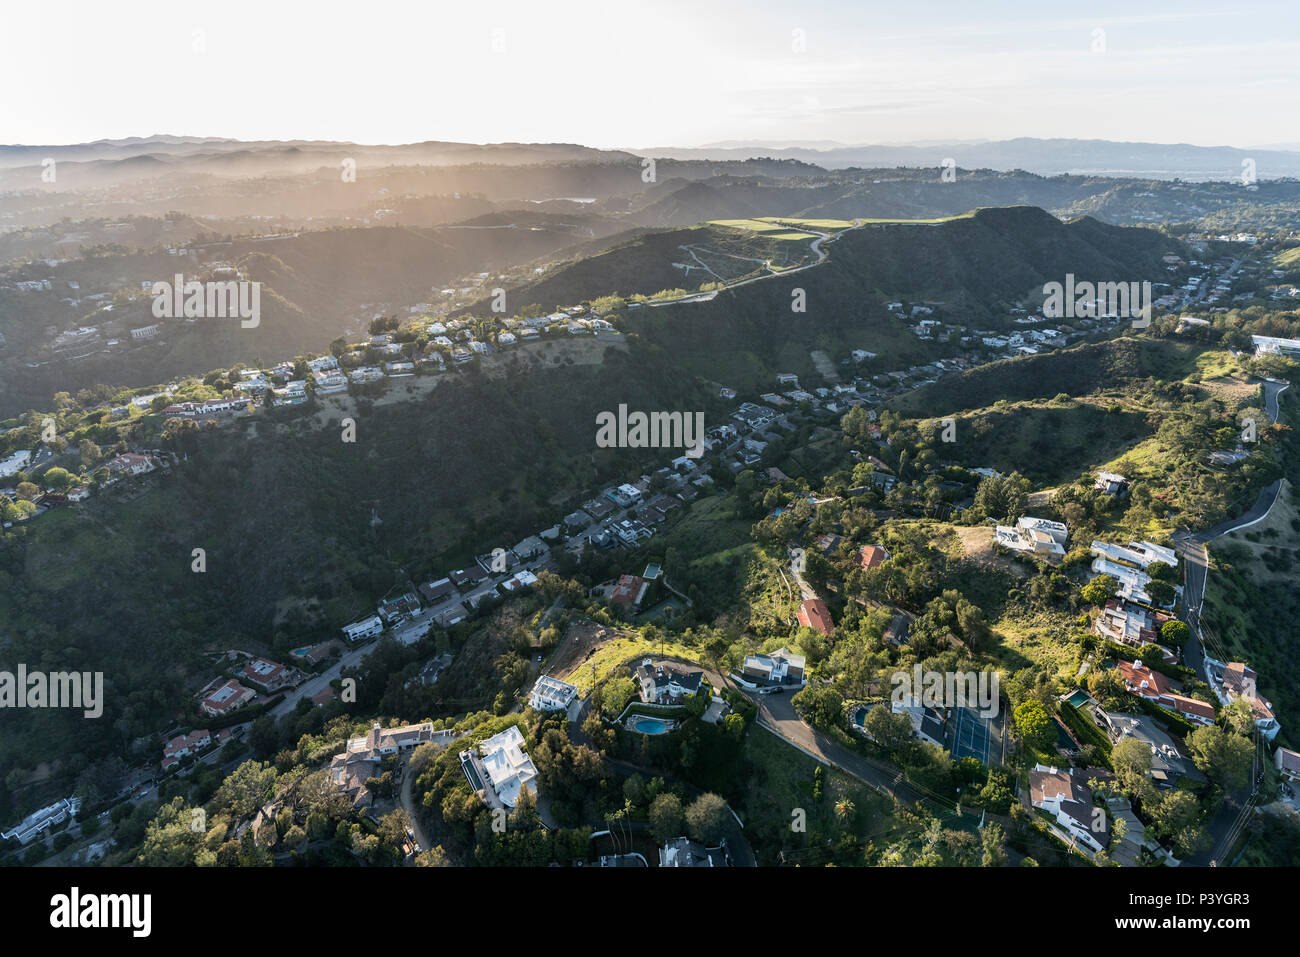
[
  {"left": 708, "top": 219, "right": 822, "bottom": 240},
  {"left": 556, "top": 634, "right": 700, "bottom": 692}
]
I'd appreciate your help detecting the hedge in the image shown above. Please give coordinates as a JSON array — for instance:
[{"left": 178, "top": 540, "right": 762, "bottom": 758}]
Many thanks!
[{"left": 1058, "top": 702, "right": 1112, "bottom": 765}]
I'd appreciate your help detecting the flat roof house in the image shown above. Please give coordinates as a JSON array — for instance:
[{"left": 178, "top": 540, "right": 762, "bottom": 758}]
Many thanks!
[
  {"left": 1094, "top": 598, "right": 1159, "bottom": 649},
  {"left": 341, "top": 615, "right": 384, "bottom": 642},
  {"left": 995, "top": 517, "right": 1068, "bottom": 557},
  {"left": 1094, "top": 709, "right": 1205, "bottom": 788},
  {"left": 529, "top": 675, "right": 579, "bottom": 713},
  {"left": 377, "top": 592, "right": 421, "bottom": 624},
  {"left": 464, "top": 725, "right": 538, "bottom": 809},
  {"left": 659, "top": 836, "right": 729, "bottom": 867}
]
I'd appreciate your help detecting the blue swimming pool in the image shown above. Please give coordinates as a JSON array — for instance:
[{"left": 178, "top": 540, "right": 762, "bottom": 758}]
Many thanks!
[{"left": 628, "top": 716, "right": 670, "bottom": 735}]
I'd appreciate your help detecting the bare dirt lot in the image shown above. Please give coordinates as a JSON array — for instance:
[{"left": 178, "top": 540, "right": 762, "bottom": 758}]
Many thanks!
[
  {"left": 954, "top": 525, "right": 1031, "bottom": 577},
  {"left": 550, "top": 618, "right": 629, "bottom": 680}
]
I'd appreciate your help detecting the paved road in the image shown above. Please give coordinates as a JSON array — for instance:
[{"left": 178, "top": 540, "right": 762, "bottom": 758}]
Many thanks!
[
  {"left": 269, "top": 557, "right": 552, "bottom": 718},
  {"left": 646, "top": 223, "right": 846, "bottom": 308},
  {"left": 1172, "top": 379, "right": 1289, "bottom": 678},
  {"left": 755, "top": 694, "right": 926, "bottom": 805}
]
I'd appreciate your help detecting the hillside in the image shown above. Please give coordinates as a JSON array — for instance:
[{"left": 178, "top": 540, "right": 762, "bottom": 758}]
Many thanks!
[{"left": 888, "top": 338, "right": 1201, "bottom": 417}]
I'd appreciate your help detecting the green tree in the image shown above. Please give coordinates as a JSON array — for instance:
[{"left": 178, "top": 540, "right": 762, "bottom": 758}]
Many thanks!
[
  {"left": 648, "top": 793, "right": 684, "bottom": 844},
  {"left": 1145, "top": 580, "right": 1175, "bottom": 607},
  {"left": 1186, "top": 725, "right": 1253, "bottom": 789},
  {"left": 1012, "top": 700, "right": 1055, "bottom": 751},
  {"left": 863, "top": 704, "right": 915, "bottom": 753},
  {"left": 42, "top": 466, "right": 73, "bottom": 490},
  {"left": 1111, "top": 737, "right": 1155, "bottom": 798},
  {"left": 1160, "top": 620, "right": 1190, "bottom": 647},
  {"left": 1081, "top": 574, "right": 1118, "bottom": 607},
  {"left": 685, "top": 792, "right": 729, "bottom": 845},
  {"left": 600, "top": 676, "right": 636, "bottom": 718}
]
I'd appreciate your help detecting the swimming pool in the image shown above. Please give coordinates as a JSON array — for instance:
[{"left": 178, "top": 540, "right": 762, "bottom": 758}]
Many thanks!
[{"left": 627, "top": 715, "right": 672, "bottom": 735}]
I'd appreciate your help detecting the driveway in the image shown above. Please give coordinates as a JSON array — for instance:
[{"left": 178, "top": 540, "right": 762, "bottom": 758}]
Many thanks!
[{"left": 754, "top": 694, "right": 926, "bottom": 806}]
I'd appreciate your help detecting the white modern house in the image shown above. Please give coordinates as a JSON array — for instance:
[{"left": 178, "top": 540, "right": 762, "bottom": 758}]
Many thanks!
[
  {"left": 995, "top": 516, "right": 1068, "bottom": 556},
  {"left": 1090, "top": 539, "right": 1177, "bottom": 570},
  {"left": 1, "top": 796, "right": 81, "bottom": 844},
  {"left": 341, "top": 615, "right": 384, "bottom": 642},
  {"left": 0, "top": 449, "right": 33, "bottom": 478},
  {"left": 1091, "top": 557, "right": 1160, "bottom": 605},
  {"left": 529, "top": 675, "right": 579, "bottom": 713},
  {"left": 464, "top": 725, "right": 538, "bottom": 809}
]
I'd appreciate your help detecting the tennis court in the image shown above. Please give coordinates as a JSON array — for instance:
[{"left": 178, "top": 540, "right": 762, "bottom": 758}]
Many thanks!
[{"left": 950, "top": 706, "right": 999, "bottom": 765}]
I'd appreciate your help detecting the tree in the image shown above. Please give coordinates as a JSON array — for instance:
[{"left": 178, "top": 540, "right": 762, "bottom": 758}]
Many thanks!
[
  {"left": 863, "top": 704, "right": 915, "bottom": 753},
  {"left": 1012, "top": 700, "right": 1054, "bottom": 751},
  {"left": 1111, "top": 737, "right": 1154, "bottom": 798},
  {"left": 1148, "top": 790, "right": 1208, "bottom": 857},
  {"left": 1145, "top": 580, "right": 1175, "bottom": 607},
  {"left": 685, "top": 792, "right": 729, "bottom": 845},
  {"left": 135, "top": 797, "right": 204, "bottom": 866},
  {"left": 42, "top": 467, "right": 73, "bottom": 491},
  {"left": 14, "top": 481, "right": 39, "bottom": 502},
  {"left": 1186, "top": 725, "right": 1253, "bottom": 789},
  {"left": 834, "top": 797, "right": 855, "bottom": 822},
  {"left": 78, "top": 438, "right": 102, "bottom": 468},
  {"left": 1160, "top": 620, "right": 1190, "bottom": 647},
  {"left": 1222, "top": 697, "right": 1256, "bottom": 736},
  {"left": 979, "top": 822, "right": 1007, "bottom": 867},
  {"left": 973, "top": 472, "right": 1029, "bottom": 521},
  {"left": 622, "top": 774, "right": 646, "bottom": 807},
  {"left": 648, "top": 793, "right": 684, "bottom": 844},
  {"left": 1081, "top": 574, "right": 1118, "bottom": 607},
  {"left": 600, "top": 676, "right": 636, "bottom": 718}
]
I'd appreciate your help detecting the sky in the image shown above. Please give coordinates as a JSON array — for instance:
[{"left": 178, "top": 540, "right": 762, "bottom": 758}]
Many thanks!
[{"left": 2, "top": 0, "right": 1297, "bottom": 149}]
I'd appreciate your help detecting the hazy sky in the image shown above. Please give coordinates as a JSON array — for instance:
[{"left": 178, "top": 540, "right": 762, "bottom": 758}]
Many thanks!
[{"left": 2, "top": 0, "right": 1296, "bottom": 149}]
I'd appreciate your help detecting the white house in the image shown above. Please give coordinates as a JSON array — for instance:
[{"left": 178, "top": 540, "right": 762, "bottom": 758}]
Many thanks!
[
  {"left": 1091, "top": 557, "right": 1158, "bottom": 605},
  {"left": 741, "top": 648, "right": 806, "bottom": 686},
  {"left": 469, "top": 725, "right": 538, "bottom": 809},
  {"left": 528, "top": 675, "right": 579, "bottom": 713},
  {"left": 342, "top": 615, "right": 384, "bottom": 642},
  {"left": 1, "top": 796, "right": 81, "bottom": 844},
  {"left": 1029, "top": 764, "right": 1107, "bottom": 853},
  {"left": 0, "top": 449, "right": 33, "bottom": 478},
  {"left": 995, "top": 516, "right": 1068, "bottom": 556}
]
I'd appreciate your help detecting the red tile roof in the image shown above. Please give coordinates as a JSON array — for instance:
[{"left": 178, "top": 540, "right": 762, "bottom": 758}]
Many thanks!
[{"left": 797, "top": 598, "right": 834, "bottom": 636}]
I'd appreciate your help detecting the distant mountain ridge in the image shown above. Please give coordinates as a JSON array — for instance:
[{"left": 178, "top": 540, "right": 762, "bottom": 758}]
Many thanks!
[{"left": 626, "top": 137, "right": 1300, "bottom": 180}]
